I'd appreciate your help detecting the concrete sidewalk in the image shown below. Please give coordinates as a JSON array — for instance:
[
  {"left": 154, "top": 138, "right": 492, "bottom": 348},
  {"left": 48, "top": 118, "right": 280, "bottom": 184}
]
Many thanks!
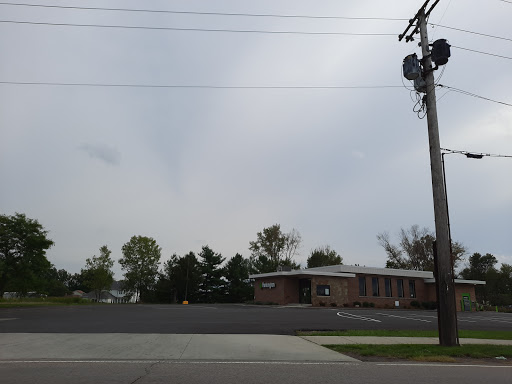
[
  {"left": 0, "top": 333, "right": 359, "bottom": 362},
  {"left": 302, "top": 336, "right": 512, "bottom": 346}
]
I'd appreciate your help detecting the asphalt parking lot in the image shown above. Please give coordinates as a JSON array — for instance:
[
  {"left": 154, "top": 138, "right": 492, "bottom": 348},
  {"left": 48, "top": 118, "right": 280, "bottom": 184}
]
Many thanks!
[{"left": 1, "top": 304, "right": 511, "bottom": 334}]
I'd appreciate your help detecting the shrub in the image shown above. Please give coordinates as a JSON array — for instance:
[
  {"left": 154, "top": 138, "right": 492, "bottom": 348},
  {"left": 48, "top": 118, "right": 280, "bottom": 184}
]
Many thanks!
[
  {"left": 362, "top": 301, "right": 370, "bottom": 308},
  {"left": 411, "top": 300, "right": 421, "bottom": 308},
  {"left": 319, "top": 301, "right": 326, "bottom": 307},
  {"left": 369, "top": 302, "right": 375, "bottom": 308},
  {"left": 330, "top": 302, "right": 337, "bottom": 307},
  {"left": 353, "top": 301, "right": 361, "bottom": 307},
  {"left": 421, "top": 301, "right": 437, "bottom": 310}
]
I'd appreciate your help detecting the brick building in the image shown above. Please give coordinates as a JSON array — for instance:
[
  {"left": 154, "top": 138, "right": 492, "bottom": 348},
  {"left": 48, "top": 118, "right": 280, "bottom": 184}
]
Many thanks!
[{"left": 250, "top": 265, "right": 485, "bottom": 311}]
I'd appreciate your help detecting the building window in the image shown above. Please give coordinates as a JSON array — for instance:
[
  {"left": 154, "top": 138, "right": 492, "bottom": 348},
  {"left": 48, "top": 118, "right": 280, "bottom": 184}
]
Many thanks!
[
  {"left": 359, "top": 277, "right": 366, "bottom": 296},
  {"left": 372, "top": 277, "right": 379, "bottom": 296},
  {"left": 409, "top": 280, "right": 416, "bottom": 298},
  {"left": 385, "top": 278, "right": 392, "bottom": 297},
  {"left": 316, "top": 285, "right": 330, "bottom": 296},
  {"left": 397, "top": 279, "right": 404, "bottom": 298}
]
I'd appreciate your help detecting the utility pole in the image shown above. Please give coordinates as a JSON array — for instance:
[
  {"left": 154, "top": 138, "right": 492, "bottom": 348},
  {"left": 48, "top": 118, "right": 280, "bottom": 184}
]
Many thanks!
[{"left": 400, "top": 1, "right": 459, "bottom": 346}]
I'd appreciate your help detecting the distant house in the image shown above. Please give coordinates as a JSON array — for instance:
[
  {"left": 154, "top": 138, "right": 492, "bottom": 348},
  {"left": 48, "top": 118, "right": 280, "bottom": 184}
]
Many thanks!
[{"left": 83, "top": 281, "right": 139, "bottom": 303}]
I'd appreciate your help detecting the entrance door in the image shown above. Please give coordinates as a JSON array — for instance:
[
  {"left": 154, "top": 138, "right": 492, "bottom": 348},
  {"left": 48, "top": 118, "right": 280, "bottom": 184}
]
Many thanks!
[{"left": 299, "top": 279, "right": 311, "bottom": 304}]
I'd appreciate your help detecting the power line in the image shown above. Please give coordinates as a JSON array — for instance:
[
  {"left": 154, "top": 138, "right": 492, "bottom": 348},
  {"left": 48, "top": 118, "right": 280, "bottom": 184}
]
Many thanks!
[
  {"left": 451, "top": 45, "right": 512, "bottom": 60},
  {"left": 430, "top": 23, "right": 512, "bottom": 42},
  {"left": 0, "top": 81, "right": 404, "bottom": 89},
  {"left": 0, "top": 19, "right": 397, "bottom": 35},
  {"left": 441, "top": 148, "right": 512, "bottom": 159},
  {"left": 0, "top": 2, "right": 409, "bottom": 21},
  {"left": 437, "top": 85, "right": 512, "bottom": 107}
]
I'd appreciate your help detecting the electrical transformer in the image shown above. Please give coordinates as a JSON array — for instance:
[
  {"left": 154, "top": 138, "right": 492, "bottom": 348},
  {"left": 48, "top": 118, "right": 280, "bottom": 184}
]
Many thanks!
[
  {"left": 414, "top": 76, "right": 427, "bottom": 93},
  {"left": 402, "top": 53, "right": 421, "bottom": 80},
  {"left": 431, "top": 39, "right": 451, "bottom": 65}
]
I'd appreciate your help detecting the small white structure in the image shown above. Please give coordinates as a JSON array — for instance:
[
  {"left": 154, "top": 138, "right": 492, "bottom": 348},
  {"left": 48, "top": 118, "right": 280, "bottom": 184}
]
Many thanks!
[{"left": 84, "top": 281, "right": 139, "bottom": 303}]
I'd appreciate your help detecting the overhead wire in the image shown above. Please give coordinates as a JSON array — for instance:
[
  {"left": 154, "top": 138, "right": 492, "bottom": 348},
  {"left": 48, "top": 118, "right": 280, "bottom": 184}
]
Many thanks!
[
  {"left": 450, "top": 45, "right": 512, "bottom": 60},
  {"left": 0, "top": 20, "right": 398, "bottom": 35},
  {"left": 0, "top": 2, "right": 409, "bottom": 21},
  {"left": 437, "top": 85, "right": 512, "bottom": 107},
  {"left": 441, "top": 148, "right": 512, "bottom": 159},
  {"left": 0, "top": 81, "right": 404, "bottom": 89},
  {"left": 429, "top": 23, "right": 512, "bottom": 42}
]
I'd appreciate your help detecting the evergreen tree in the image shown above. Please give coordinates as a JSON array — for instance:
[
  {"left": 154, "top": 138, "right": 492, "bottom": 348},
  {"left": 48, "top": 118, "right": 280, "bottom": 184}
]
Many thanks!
[
  {"left": 224, "top": 253, "right": 253, "bottom": 302},
  {"left": 199, "top": 245, "right": 225, "bottom": 303}
]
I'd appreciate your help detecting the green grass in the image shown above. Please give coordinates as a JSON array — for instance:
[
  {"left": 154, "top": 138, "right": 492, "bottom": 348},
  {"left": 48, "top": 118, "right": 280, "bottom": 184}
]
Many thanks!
[
  {"left": 297, "top": 329, "right": 512, "bottom": 340},
  {"left": 0, "top": 297, "right": 94, "bottom": 308},
  {"left": 326, "top": 344, "right": 512, "bottom": 362}
]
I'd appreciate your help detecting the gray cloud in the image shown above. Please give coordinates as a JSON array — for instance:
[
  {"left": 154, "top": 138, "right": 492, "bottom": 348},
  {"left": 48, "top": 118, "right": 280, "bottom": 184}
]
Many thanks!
[
  {"left": 0, "top": 0, "right": 510, "bottom": 277},
  {"left": 79, "top": 143, "right": 121, "bottom": 165}
]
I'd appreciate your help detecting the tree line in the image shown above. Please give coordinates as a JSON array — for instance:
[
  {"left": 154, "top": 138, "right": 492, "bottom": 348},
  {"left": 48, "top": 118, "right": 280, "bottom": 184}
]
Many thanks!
[
  {"left": 6, "top": 213, "right": 507, "bottom": 306},
  {"left": 1, "top": 214, "right": 343, "bottom": 302}
]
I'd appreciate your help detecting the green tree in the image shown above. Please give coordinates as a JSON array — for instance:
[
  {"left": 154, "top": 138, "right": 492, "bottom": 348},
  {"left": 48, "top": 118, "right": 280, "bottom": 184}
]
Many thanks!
[
  {"left": 460, "top": 253, "right": 498, "bottom": 303},
  {"left": 460, "top": 253, "right": 498, "bottom": 281},
  {"left": 377, "top": 225, "right": 465, "bottom": 272},
  {"left": 249, "top": 224, "right": 301, "bottom": 273},
  {"left": 163, "top": 252, "right": 201, "bottom": 303},
  {"left": 307, "top": 246, "right": 343, "bottom": 268},
  {"left": 224, "top": 253, "right": 253, "bottom": 303},
  {"left": 119, "top": 236, "right": 161, "bottom": 302},
  {"left": 0, "top": 213, "right": 54, "bottom": 296},
  {"left": 82, "top": 245, "right": 114, "bottom": 301},
  {"left": 199, "top": 245, "right": 225, "bottom": 303}
]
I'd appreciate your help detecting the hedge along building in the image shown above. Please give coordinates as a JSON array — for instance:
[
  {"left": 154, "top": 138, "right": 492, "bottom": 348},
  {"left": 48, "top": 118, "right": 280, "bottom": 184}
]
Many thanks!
[{"left": 250, "top": 265, "right": 485, "bottom": 311}]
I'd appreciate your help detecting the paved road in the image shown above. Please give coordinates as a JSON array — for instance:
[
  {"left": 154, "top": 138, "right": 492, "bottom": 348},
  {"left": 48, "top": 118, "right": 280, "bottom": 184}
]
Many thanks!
[
  {"left": 0, "top": 360, "right": 510, "bottom": 384},
  {"left": 1, "top": 304, "right": 511, "bottom": 334}
]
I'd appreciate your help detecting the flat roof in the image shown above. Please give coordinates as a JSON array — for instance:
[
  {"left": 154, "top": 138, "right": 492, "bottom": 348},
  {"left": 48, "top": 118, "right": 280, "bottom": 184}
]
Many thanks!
[
  {"left": 307, "top": 264, "right": 434, "bottom": 278},
  {"left": 249, "top": 270, "right": 356, "bottom": 279},
  {"left": 424, "top": 278, "right": 486, "bottom": 285}
]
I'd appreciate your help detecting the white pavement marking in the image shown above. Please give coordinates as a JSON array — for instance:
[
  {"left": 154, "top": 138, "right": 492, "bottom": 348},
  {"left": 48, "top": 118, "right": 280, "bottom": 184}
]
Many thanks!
[
  {"left": 376, "top": 313, "right": 431, "bottom": 323},
  {"left": 0, "top": 318, "right": 18, "bottom": 321},
  {"left": 410, "top": 314, "right": 476, "bottom": 323},
  {"left": 0, "top": 361, "right": 360, "bottom": 366},
  {"left": 155, "top": 306, "right": 218, "bottom": 310},
  {"left": 377, "top": 363, "right": 512, "bottom": 368},
  {"left": 336, "top": 312, "right": 381, "bottom": 323},
  {"left": 464, "top": 317, "right": 512, "bottom": 324}
]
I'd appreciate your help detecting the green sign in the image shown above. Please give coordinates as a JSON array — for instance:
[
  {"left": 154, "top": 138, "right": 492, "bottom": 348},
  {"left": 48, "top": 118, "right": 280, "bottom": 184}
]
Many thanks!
[{"left": 461, "top": 294, "right": 471, "bottom": 312}]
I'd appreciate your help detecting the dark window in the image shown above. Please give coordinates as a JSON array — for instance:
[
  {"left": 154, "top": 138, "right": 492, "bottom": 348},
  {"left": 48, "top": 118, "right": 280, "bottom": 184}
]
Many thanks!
[
  {"left": 397, "top": 279, "right": 404, "bottom": 298},
  {"left": 372, "top": 277, "right": 379, "bottom": 296},
  {"left": 385, "top": 278, "right": 392, "bottom": 297},
  {"left": 359, "top": 277, "right": 366, "bottom": 296},
  {"left": 409, "top": 280, "right": 416, "bottom": 298},
  {"left": 316, "top": 285, "right": 330, "bottom": 296}
]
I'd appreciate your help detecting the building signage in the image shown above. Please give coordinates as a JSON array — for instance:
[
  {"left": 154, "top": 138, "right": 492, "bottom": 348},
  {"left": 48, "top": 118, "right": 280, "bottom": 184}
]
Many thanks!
[{"left": 261, "top": 282, "right": 276, "bottom": 289}]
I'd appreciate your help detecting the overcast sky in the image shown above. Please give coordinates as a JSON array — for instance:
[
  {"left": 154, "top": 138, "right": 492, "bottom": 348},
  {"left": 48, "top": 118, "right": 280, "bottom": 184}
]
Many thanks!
[{"left": 1, "top": 0, "right": 510, "bottom": 278}]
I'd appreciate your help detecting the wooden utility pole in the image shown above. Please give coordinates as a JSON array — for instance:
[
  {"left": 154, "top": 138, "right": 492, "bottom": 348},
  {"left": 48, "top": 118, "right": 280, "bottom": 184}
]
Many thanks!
[
  {"left": 417, "top": 9, "right": 458, "bottom": 347},
  {"left": 400, "top": 1, "right": 459, "bottom": 347}
]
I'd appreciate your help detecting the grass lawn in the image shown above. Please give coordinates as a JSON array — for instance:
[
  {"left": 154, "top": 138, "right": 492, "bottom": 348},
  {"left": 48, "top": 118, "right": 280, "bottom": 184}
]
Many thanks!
[
  {"left": 326, "top": 344, "right": 512, "bottom": 362},
  {"left": 297, "top": 329, "right": 512, "bottom": 340},
  {"left": 0, "top": 297, "right": 94, "bottom": 308}
]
